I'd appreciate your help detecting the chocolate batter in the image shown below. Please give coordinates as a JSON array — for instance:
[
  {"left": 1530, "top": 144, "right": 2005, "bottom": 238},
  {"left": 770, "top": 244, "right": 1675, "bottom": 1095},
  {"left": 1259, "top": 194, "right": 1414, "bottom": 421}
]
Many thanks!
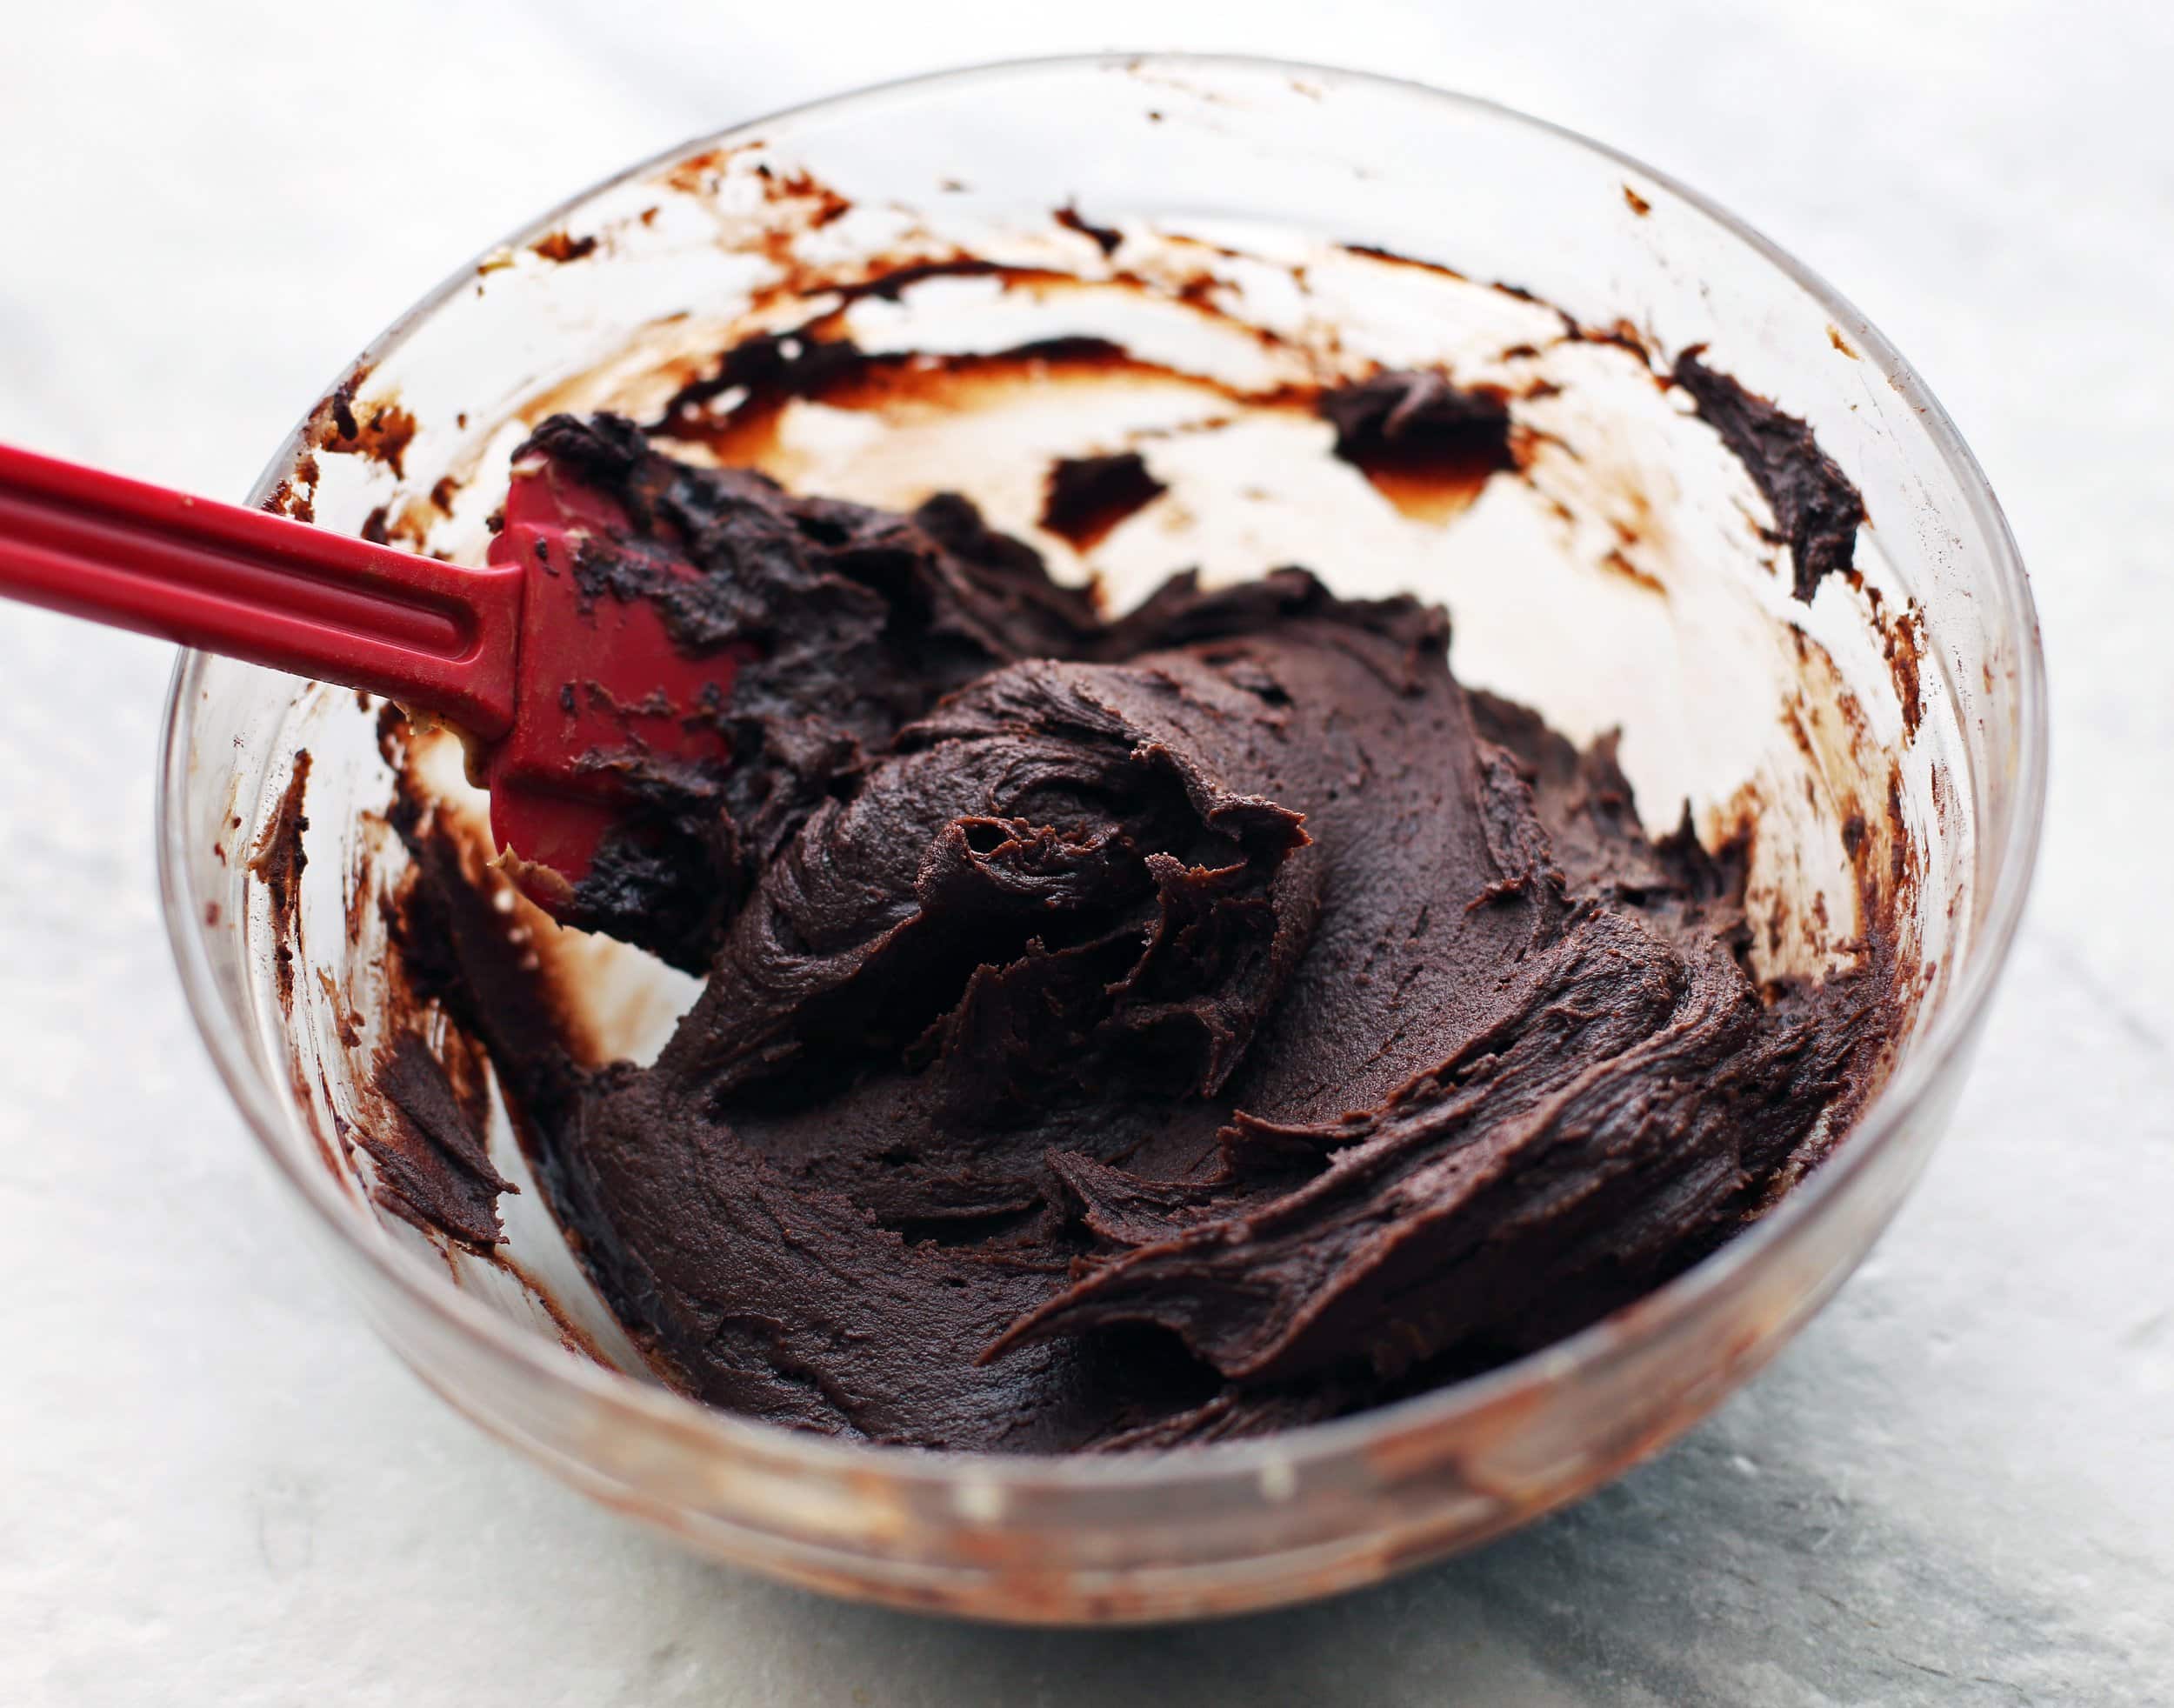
[{"left": 385, "top": 411, "right": 1896, "bottom": 1452}]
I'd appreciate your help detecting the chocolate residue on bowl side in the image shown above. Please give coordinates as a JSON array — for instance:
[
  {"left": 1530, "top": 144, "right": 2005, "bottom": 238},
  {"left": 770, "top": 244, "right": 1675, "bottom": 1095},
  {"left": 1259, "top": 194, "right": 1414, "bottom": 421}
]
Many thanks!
[
  {"left": 1883, "top": 602, "right": 1927, "bottom": 737},
  {"left": 1338, "top": 241, "right": 1468, "bottom": 281},
  {"left": 248, "top": 751, "right": 311, "bottom": 1007},
  {"left": 1041, "top": 451, "right": 1168, "bottom": 549},
  {"left": 660, "top": 246, "right": 1327, "bottom": 444},
  {"left": 1599, "top": 548, "right": 1669, "bottom": 597},
  {"left": 530, "top": 230, "right": 599, "bottom": 264},
  {"left": 360, "top": 1031, "right": 513, "bottom": 1248},
  {"left": 651, "top": 323, "right": 1172, "bottom": 469},
  {"left": 310, "top": 366, "right": 419, "bottom": 481},
  {"left": 1318, "top": 370, "right": 1517, "bottom": 522},
  {"left": 655, "top": 328, "right": 881, "bottom": 424},
  {"left": 1055, "top": 203, "right": 1124, "bottom": 256},
  {"left": 1672, "top": 348, "right": 1865, "bottom": 602},
  {"left": 261, "top": 452, "right": 321, "bottom": 524}
]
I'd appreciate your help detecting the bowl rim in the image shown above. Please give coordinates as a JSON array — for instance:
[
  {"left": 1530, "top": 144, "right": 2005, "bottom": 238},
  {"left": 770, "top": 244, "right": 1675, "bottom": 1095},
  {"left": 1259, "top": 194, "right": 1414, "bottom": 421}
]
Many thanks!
[{"left": 157, "top": 49, "right": 2048, "bottom": 1496}]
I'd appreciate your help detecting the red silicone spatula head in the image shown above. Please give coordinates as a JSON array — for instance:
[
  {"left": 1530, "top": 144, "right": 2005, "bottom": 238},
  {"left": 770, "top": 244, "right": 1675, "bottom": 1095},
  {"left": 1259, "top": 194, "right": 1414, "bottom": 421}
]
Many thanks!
[
  {"left": 0, "top": 434, "right": 751, "bottom": 945},
  {"left": 480, "top": 450, "right": 751, "bottom": 920}
]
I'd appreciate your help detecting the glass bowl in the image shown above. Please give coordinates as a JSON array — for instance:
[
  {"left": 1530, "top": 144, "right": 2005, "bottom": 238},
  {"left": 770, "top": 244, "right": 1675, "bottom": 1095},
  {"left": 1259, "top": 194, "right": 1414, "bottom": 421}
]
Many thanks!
[{"left": 157, "top": 54, "right": 2044, "bottom": 1624}]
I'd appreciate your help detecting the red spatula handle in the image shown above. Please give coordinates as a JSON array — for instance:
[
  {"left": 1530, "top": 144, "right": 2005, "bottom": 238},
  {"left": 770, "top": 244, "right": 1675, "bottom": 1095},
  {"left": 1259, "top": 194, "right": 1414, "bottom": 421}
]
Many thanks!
[{"left": 0, "top": 441, "right": 522, "bottom": 737}]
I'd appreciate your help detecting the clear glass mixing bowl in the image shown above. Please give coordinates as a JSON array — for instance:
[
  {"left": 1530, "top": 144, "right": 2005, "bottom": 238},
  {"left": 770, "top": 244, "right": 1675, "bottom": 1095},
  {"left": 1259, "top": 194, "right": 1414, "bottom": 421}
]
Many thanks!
[{"left": 157, "top": 55, "right": 2044, "bottom": 1624}]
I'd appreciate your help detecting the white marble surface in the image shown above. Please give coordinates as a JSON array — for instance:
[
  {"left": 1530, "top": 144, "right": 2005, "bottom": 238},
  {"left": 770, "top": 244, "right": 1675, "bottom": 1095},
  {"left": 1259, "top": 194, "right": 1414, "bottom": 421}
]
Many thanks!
[{"left": 2, "top": 3, "right": 2170, "bottom": 1703}]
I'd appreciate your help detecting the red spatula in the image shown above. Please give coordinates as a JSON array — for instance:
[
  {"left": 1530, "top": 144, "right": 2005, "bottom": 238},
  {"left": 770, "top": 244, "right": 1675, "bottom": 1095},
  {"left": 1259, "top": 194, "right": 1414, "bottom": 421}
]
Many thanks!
[{"left": 0, "top": 438, "right": 744, "bottom": 919}]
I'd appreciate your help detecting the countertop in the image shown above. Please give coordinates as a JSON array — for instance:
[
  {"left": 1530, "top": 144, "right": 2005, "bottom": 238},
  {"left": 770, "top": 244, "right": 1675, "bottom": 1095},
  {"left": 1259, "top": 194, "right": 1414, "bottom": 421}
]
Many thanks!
[{"left": 2, "top": 3, "right": 2168, "bottom": 1703}]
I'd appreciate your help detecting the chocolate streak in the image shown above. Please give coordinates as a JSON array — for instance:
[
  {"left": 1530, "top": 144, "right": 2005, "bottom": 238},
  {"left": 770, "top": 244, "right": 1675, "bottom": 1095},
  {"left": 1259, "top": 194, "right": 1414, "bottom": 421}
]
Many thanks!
[
  {"left": 248, "top": 751, "right": 311, "bottom": 1007},
  {"left": 1039, "top": 451, "right": 1168, "bottom": 549},
  {"left": 1672, "top": 349, "right": 1865, "bottom": 603}
]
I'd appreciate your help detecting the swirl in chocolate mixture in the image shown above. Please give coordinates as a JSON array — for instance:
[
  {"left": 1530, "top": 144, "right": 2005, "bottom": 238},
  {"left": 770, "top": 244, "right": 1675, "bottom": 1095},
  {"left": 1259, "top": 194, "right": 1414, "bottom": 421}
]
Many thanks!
[{"left": 386, "top": 410, "right": 1897, "bottom": 1452}]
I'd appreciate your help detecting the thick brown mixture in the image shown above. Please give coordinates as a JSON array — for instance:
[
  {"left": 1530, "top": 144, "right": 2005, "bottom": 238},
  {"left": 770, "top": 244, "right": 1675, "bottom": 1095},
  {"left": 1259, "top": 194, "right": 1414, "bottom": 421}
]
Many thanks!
[{"left": 380, "top": 399, "right": 1896, "bottom": 1453}]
